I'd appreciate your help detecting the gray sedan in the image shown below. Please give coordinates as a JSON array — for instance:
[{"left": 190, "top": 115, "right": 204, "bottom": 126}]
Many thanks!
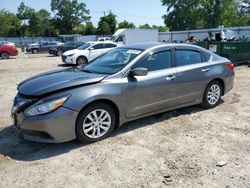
[{"left": 12, "top": 42, "right": 235, "bottom": 143}]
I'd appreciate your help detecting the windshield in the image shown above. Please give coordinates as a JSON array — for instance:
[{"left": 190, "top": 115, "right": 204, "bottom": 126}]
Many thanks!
[
  {"left": 78, "top": 43, "right": 92, "bottom": 50},
  {"left": 82, "top": 48, "right": 142, "bottom": 74}
]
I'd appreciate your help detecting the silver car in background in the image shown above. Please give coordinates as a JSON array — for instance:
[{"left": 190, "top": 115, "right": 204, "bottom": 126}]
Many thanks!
[{"left": 12, "top": 42, "right": 235, "bottom": 143}]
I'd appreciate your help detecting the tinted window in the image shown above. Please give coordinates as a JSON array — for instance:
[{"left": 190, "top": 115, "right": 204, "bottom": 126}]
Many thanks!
[
  {"left": 92, "top": 44, "right": 104, "bottom": 49},
  {"left": 201, "top": 51, "right": 211, "bottom": 62},
  {"left": 105, "top": 43, "right": 117, "bottom": 48},
  {"left": 175, "top": 50, "right": 202, "bottom": 67},
  {"left": 134, "top": 51, "right": 172, "bottom": 72}
]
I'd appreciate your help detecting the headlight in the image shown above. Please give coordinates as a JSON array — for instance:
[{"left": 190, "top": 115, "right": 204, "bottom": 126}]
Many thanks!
[
  {"left": 24, "top": 95, "right": 70, "bottom": 116},
  {"left": 67, "top": 54, "right": 75, "bottom": 57}
]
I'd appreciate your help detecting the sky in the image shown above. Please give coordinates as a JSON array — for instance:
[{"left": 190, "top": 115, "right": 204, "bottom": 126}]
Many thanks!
[{"left": 0, "top": 0, "right": 167, "bottom": 27}]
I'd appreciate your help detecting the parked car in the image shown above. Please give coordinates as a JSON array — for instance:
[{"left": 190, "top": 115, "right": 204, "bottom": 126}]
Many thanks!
[
  {"left": 0, "top": 41, "right": 16, "bottom": 46},
  {"left": 49, "top": 41, "right": 85, "bottom": 56},
  {"left": 12, "top": 42, "right": 235, "bottom": 143},
  {"left": 26, "top": 41, "right": 62, "bottom": 54},
  {"left": 97, "top": 37, "right": 111, "bottom": 42},
  {"left": 0, "top": 43, "right": 18, "bottom": 59},
  {"left": 62, "top": 41, "right": 119, "bottom": 65}
]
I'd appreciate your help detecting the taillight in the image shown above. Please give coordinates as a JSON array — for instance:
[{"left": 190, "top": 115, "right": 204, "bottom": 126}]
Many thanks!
[{"left": 226, "top": 62, "right": 234, "bottom": 71}]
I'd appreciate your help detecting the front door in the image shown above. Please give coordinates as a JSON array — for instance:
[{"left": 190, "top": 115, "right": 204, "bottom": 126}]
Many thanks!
[{"left": 124, "top": 49, "right": 177, "bottom": 118}]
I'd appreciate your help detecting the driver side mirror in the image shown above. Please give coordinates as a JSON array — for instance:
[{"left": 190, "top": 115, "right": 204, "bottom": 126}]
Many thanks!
[
  {"left": 88, "top": 47, "right": 94, "bottom": 51},
  {"left": 130, "top": 67, "right": 148, "bottom": 77}
]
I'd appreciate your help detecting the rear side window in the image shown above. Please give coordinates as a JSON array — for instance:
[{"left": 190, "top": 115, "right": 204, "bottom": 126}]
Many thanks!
[
  {"left": 92, "top": 44, "right": 104, "bottom": 49},
  {"left": 134, "top": 50, "right": 172, "bottom": 72},
  {"left": 105, "top": 43, "right": 117, "bottom": 48},
  {"left": 175, "top": 50, "right": 202, "bottom": 67}
]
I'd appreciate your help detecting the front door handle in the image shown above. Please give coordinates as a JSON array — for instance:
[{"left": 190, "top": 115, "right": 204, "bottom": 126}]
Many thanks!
[
  {"left": 166, "top": 75, "right": 176, "bottom": 81},
  {"left": 201, "top": 68, "right": 210, "bottom": 72}
]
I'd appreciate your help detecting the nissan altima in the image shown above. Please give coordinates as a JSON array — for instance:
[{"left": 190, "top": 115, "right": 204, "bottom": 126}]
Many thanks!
[{"left": 12, "top": 42, "right": 235, "bottom": 143}]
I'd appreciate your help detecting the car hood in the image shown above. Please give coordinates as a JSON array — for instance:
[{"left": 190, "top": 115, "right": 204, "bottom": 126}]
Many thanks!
[{"left": 18, "top": 68, "right": 107, "bottom": 97}]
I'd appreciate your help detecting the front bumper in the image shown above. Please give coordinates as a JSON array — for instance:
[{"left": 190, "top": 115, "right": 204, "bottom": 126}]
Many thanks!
[
  {"left": 62, "top": 55, "right": 76, "bottom": 64},
  {"left": 13, "top": 107, "right": 78, "bottom": 143}
]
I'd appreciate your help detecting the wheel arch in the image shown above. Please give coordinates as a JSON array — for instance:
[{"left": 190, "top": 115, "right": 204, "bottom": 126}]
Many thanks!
[
  {"left": 75, "top": 99, "right": 120, "bottom": 132},
  {"left": 206, "top": 78, "right": 225, "bottom": 96}
]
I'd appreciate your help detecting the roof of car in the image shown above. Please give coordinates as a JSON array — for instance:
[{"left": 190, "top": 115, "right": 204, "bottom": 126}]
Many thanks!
[
  {"left": 123, "top": 42, "right": 203, "bottom": 51},
  {"left": 88, "top": 41, "right": 117, "bottom": 44}
]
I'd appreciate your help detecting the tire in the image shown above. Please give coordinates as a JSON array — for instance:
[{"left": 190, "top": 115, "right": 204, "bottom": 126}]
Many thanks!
[
  {"left": 76, "top": 103, "right": 116, "bottom": 143},
  {"left": 1, "top": 52, "right": 10, "bottom": 59},
  {"left": 32, "top": 49, "right": 38, "bottom": 54},
  {"left": 76, "top": 56, "right": 88, "bottom": 65},
  {"left": 56, "top": 50, "right": 63, "bottom": 56},
  {"left": 202, "top": 80, "right": 222, "bottom": 109}
]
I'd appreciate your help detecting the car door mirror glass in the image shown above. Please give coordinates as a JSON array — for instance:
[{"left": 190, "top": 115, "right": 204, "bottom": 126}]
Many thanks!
[
  {"left": 130, "top": 67, "right": 148, "bottom": 77},
  {"left": 89, "top": 47, "right": 94, "bottom": 51}
]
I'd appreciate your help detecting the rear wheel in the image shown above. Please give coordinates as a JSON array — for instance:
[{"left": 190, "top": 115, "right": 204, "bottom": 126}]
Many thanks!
[
  {"left": 202, "top": 81, "right": 222, "bottom": 109},
  {"left": 76, "top": 103, "right": 116, "bottom": 143},
  {"left": 76, "top": 56, "right": 88, "bottom": 65},
  {"left": 1, "top": 52, "right": 10, "bottom": 59},
  {"left": 32, "top": 49, "right": 38, "bottom": 54},
  {"left": 56, "top": 50, "right": 63, "bottom": 56}
]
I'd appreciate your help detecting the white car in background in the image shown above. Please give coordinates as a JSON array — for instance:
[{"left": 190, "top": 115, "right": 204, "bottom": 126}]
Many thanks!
[{"left": 62, "top": 41, "right": 119, "bottom": 65}]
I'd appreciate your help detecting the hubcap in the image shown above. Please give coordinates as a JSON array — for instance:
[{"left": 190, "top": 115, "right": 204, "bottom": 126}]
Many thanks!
[
  {"left": 82, "top": 109, "right": 111, "bottom": 139},
  {"left": 207, "top": 84, "right": 221, "bottom": 105}
]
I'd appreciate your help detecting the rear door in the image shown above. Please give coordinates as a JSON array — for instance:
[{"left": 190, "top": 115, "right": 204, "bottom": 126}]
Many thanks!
[
  {"left": 124, "top": 48, "right": 177, "bottom": 118},
  {"left": 174, "top": 47, "right": 212, "bottom": 105}
]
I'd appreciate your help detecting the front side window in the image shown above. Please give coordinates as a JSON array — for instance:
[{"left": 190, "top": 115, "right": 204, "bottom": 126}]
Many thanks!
[
  {"left": 134, "top": 50, "right": 172, "bottom": 72},
  {"left": 175, "top": 50, "right": 203, "bottom": 67}
]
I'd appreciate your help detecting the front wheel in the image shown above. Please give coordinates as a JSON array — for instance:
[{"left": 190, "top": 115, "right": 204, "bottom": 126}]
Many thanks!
[
  {"left": 1, "top": 52, "right": 10, "bottom": 59},
  {"left": 76, "top": 103, "right": 116, "bottom": 143},
  {"left": 76, "top": 56, "right": 88, "bottom": 65},
  {"left": 202, "top": 81, "right": 222, "bottom": 109}
]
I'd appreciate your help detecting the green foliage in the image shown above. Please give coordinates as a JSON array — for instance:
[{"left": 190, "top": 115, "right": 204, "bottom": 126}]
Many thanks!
[
  {"left": 162, "top": 0, "right": 250, "bottom": 31},
  {"left": 84, "top": 21, "right": 96, "bottom": 35},
  {"left": 118, "top": 20, "right": 135, "bottom": 29},
  {"left": 139, "top": 24, "right": 151, "bottom": 29},
  {"left": 97, "top": 12, "right": 117, "bottom": 35},
  {"left": 51, "top": 0, "right": 90, "bottom": 34},
  {"left": 0, "top": 10, "right": 21, "bottom": 37}
]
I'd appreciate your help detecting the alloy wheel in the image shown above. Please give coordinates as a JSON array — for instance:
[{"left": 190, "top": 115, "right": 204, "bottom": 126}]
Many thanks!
[
  {"left": 82, "top": 109, "right": 111, "bottom": 139},
  {"left": 207, "top": 84, "right": 221, "bottom": 105}
]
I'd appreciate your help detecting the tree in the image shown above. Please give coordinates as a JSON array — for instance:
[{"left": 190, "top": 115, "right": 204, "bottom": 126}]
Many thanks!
[
  {"left": 151, "top": 25, "right": 169, "bottom": 32},
  {"left": 51, "top": 0, "right": 90, "bottom": 34},
  {"left": 0, "top": 10, "right": 20, "bottom": 37},
  {"left": 162, "top": 0, "right": 249, "bottom": 31},
  {"left": 97, "top": 11, "right": 117, "bottom": 35},
  {"left": 118, "top": 20, "right": 135, "bottom": 29},
  {"left": 84, "top": 21, "right": 96, "bottom": 35},
  {"left": 162, "top": 0, "right": 203, "bottom": 31},
  {"left": 97, "top": 21, "right": 111, "bottom": 35},
  {"left": 139, "top": 23, "right": 151, "bottom": 29}
]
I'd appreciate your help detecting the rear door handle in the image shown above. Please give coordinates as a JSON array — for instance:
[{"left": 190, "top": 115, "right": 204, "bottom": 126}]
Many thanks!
[
  {"left": 166, "top": 75, "right": 176, "bottom": 81},
  {"left": 201, "top": 68, "right": 210, "bottom": 72}
]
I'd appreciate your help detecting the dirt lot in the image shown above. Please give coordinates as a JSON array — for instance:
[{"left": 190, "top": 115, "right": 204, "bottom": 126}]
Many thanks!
[{"left": 0, "top": 51, "right": 249, "bottom": 188}]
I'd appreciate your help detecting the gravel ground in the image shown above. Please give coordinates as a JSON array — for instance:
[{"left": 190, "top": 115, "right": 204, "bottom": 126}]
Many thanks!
[{"left": 0, "top": 50, "right": 249, "bottom": 188}]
